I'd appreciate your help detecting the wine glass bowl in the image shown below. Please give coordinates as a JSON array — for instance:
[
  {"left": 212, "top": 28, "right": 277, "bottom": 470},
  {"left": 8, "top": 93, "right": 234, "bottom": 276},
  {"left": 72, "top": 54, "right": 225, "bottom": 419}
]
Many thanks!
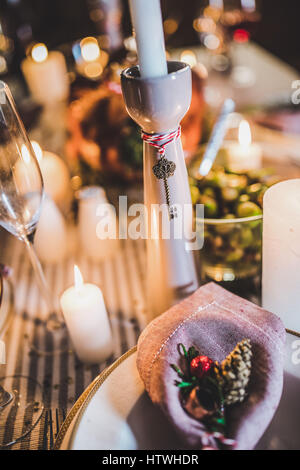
[{"left": 0, "top": 81, "right": 43, "bottom": 241}]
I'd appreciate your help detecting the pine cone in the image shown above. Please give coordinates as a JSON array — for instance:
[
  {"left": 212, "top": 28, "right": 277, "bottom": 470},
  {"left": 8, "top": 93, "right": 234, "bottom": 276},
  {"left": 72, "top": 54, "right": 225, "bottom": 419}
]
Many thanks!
[{"left": 214, "top": 339, "right": 252, "bottom": 406}]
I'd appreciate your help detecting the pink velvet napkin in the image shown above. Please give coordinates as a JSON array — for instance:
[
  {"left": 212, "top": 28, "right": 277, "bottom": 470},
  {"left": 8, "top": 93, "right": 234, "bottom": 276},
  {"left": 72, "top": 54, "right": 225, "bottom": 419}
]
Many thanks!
[{"left": 137, "top": 282, "right": 285, "bottom": 450}]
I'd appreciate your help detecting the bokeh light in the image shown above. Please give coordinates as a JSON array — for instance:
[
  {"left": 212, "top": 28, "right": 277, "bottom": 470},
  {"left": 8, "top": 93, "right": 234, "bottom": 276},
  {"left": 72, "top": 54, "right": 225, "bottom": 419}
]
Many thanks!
[
  {"left": 80, "top": 37, "right": 100, "bottom": 62},
  {"left": 31, "top": 43, "right": 48, "bottom": 63}
]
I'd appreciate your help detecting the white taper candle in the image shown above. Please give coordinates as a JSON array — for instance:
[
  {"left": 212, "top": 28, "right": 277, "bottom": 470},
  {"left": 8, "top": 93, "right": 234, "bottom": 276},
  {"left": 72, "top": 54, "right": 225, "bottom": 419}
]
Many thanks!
[{"left": 129, "top": 0, "right": 168, "bottom": 78}]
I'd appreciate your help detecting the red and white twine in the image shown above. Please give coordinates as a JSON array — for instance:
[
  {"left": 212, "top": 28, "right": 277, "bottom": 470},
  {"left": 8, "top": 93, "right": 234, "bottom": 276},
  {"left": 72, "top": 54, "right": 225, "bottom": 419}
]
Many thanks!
[
  {"left": 202, "top": 431, "right": 236, "bottom": 450},
  {"left": 141, "top": 126, "right": 181, "bottom": 157}
]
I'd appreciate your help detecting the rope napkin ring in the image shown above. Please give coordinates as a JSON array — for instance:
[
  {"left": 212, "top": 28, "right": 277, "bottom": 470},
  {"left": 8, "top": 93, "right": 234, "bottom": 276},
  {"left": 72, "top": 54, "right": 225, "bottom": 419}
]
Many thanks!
[{"left": 142, "top": 127, "right": 181, "bottom": 219}]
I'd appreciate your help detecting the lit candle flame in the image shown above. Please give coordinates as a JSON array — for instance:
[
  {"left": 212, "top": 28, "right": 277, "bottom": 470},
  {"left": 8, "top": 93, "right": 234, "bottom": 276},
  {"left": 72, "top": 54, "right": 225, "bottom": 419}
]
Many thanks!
[
  {"left": 80, "top": 37, "right": 100, "bottom": 62},
  {"left": 31, "top": 43, "right": 48, "bottom": 63},
  {"left": 31, "top": 141, "right": 43, "bottom": 164},
  {"left": 74, "top": 265, "right": 84, "bottom": 290},
  {"left": 238, "top": 120, "right": 252, "bottom": 147}
]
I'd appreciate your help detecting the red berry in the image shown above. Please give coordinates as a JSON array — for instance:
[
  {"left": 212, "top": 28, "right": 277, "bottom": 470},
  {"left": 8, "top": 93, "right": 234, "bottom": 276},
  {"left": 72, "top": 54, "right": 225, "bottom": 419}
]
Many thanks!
[{"left": 190, "top": 355, "right": 214, "bottom": 379}]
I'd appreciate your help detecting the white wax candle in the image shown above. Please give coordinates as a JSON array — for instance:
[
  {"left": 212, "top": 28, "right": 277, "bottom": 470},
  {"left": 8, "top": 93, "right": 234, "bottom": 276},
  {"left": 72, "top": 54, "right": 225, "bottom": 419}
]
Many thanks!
[
  {"left": 78, "top": 186, "right": 120, "bottom": 262},
  {"left": 15, "top": 141, "right": 70, "bottom": 209},
  {"left": 224, "top": 120, "right": 262, "bottom": 173},
  {"left": 60, "top": 266, "right": 113, "bottom": 363},
  {"left": 34, "top": 195, "right": 67, "bottom": 264},
  {"left": 129, "top": 0, "right": 168, "bottom": 78},
  {"left": 262, "top": 179, "right": 300, "bottom": 332},
  {"left": 21, "top": 43, "right": 69, "bottom": 105},
  {"left": 31, "top": 142, "right": 70, "bottom": 208}
]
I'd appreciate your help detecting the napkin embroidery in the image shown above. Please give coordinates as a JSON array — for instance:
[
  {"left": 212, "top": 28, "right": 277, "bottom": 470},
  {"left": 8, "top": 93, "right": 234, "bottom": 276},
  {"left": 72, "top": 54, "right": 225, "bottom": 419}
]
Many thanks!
[{"left": 147, "top": 301, "right": 227, "bottom": 395}]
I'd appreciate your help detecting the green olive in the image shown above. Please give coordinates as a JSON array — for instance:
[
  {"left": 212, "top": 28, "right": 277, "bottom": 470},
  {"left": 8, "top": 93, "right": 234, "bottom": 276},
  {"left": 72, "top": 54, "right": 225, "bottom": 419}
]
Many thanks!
[
  {"left": 190, "top": 185, "right": 200, "bottom": 205},
  {"left": 236, "top": 201, "right": 262, "bottom": 218},
  {"left": 227, "top": 174, "right": 247, "bottom": 190},
  {"left": 247, "top": 183, "right": 263, "bottom": 199},
  {"left": 239, "top": 194, "right": 250, "bottom": 203},
  {"left": 225, "top": 248, "right": 244, "bottom": 263},
  {"left": 202, "top": 195, "right": 218, "bottom": 217},
  {"left": 239, "top": 227, "right": 254, "bottom": 248},
  {"left": 203, "top": 187, "right": 215, "bottom": 198},
  {"left": 206, "top": 170, "right": 227, "bottom": 188},
  {"left": 222, "top": 187, "right": 239, "bottom": 202}
]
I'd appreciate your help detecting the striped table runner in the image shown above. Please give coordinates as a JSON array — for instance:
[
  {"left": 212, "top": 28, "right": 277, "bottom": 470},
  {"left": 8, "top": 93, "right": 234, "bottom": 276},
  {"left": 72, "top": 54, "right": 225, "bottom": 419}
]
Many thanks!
[{"left": 0, "top": 234, "right": 147, "bottom": 449}]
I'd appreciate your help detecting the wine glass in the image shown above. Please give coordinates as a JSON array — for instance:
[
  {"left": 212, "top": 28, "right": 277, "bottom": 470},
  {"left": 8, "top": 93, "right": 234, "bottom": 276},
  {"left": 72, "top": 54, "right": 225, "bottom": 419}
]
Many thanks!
[
  {"left": 194, "top": 0, "right": 260, "bottom": 75},
  {"left": 0, "top": 81, "right": 67, "bottom": 355}
]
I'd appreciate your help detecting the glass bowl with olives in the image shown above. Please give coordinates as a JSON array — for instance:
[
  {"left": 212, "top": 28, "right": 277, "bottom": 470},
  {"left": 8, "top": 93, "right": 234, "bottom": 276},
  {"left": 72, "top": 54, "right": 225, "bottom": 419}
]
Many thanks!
[{"left": 189, "top": 165, "right": 280, "bottom": 282}]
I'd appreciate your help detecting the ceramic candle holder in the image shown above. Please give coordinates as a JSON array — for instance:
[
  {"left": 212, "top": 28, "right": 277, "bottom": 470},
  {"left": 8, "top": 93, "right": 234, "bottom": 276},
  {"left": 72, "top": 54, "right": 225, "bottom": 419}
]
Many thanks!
[{"left": 121, "top": 61, "right": 198, "bottom": 320}]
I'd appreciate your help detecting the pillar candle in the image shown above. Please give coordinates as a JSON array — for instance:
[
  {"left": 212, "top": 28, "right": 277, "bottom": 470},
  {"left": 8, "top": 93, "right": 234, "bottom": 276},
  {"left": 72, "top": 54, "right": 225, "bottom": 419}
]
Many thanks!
[
  {"left": 77, "top": 186, "right": 120, "bottom": 262},
  {"left": 34, "top": 195, "right": 68, "bottom": 264},
  {"left": 262, "top": 179, "right": 300, "bottom": 332},
  {"left": 60, "top": 265, "right": 113, "bottom": 363},
  {"left": 31, "top": 142, "right": 70, "bottom": 208},
  {"left": 21, "top": 43, "right": 69, "bottom": 105},
  {"left": 15, "top": 141, "right": 70, "bottom": 210},
  {"left": 223, "top": 120, "right": 262, "bottom": 173},
  {"left": 128, "top": 0, "right": 167, "bottom": 78}
]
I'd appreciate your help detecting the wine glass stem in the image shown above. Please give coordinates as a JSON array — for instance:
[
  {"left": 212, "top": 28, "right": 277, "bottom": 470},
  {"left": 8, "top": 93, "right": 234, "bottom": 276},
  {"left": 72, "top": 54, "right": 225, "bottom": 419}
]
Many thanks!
[{"left": 23, "top": 236, "right": 60, "bottom": 323}]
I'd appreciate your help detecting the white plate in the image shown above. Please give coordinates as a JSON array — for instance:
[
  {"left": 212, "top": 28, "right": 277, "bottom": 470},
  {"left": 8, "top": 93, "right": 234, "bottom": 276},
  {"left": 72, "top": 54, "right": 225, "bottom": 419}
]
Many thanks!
[{"left": 55, "top": 332, "right": 300, "bottom": 450}]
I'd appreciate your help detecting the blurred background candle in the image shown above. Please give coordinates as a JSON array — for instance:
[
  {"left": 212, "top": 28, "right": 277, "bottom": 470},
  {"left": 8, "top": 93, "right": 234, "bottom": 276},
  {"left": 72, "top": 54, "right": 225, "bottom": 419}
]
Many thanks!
[
  {"left": 34, "top": 195, "right": 68, "bottom": 264},
  {"left": 21, "top": 43, "right": 69, "bottom": 105},
  {"left": 73, "top": 36, "right": 108, "bottom": 80},
  {"left": 13, "top": 142, "right": 42, "bottom": 196},
  {"left": 262, "top": 179, "right": 300, "bottom": 332},
  {"left": 129, "top": 0, "right": 167, "bottom": 78},
  {"left": 60, "top": 265, "right": 113, "bottom": 363},
  {"left": 15, "top": 141, "right": 70, "bottom": 210},
  {"left": 31, "top": 141, "right": 70, "bottom": 209},
  {"left": 77, "top": 186, "right": 120, "bottom": 262},
  {"left": 224, "top": 120, "right": 262, "bottom": 172}
]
